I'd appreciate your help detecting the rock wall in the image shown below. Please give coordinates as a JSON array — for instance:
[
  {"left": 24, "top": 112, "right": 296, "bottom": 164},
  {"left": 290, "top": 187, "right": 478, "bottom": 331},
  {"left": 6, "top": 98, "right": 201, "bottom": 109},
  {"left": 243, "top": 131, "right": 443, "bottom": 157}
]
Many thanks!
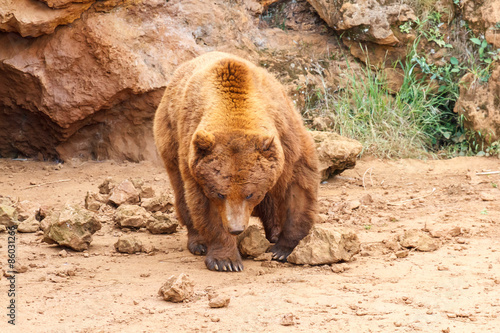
[
  {"left": 454, "top": 66, "right": 500, "bottom": 147},
  {"left": 0, "top": 0, "right": 341, "bottom": 161},
  {"left": 1, "top": 0, "right": 499, "bottom": 160}
]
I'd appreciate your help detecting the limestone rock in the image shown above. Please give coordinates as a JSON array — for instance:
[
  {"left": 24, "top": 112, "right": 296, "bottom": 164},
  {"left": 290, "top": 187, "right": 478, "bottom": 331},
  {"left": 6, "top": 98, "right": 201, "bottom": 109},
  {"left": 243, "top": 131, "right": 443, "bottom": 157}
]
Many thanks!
[
  {"left": 108, "top": 179, "right": 140, "bottom": 206},
  {"left": 114, "top": 235, "right": 143, "bottom": 254},
  {"left": 146, "top": 213, "right": 178, "bottom": 234},
  {"left": 287, "top": 225, "right": 360, "bottom": 265},
  {"left": 400, "top": 229, "right": 440, "bottom": 252},
  {"left": 0, "top": 204, "right": 18, "bottom": 227},
  {"left": 84, "top": 191, "right": 106, "bottom": 211},
  {"left": 114, "top": 204, "right": 151, "bottom": 228},
  {"left": 310, "top": 131, "right": 362, "bottom": 180},
  {"left": 42, "top": 204, "right": 101, "bottom": 251},
  {"left": 158, "top": 273, "right": 194, "bottom": 303},
  {"left": 307, "top": 0, "right": 415, "bottom": 45},
  {"left": 454, "top": 66, "right": 500, "bottom": 148},
  {"left": 463, "top": 0, "right": 500, "bottom": 48},
  {"left": 16, "top": 200, "right": 41, "bottom": 221},
  {"left": 17, "top": 216, "right": 41, "bottom": 233},
  {"left": 208, "top": 294, "right": 231, "bottom": 308},
  {"left": 98, "top": 177, "right": 117, "bottom": 195},
  {"left": 237, "top": 225, "right": 271, "bottom": 258},
  {"left": 141, "top": 194, "right": 174, "bottom": 213},
  {"left": 0, "top": 0, "right": 93, "bottom": 37}
]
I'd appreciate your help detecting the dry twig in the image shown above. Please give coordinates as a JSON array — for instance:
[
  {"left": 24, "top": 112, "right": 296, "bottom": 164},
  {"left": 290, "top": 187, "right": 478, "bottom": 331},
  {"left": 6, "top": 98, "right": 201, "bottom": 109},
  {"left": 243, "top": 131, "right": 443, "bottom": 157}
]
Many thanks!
[{"left": 22, "top": 179, "right": 71, "bottom": 190}]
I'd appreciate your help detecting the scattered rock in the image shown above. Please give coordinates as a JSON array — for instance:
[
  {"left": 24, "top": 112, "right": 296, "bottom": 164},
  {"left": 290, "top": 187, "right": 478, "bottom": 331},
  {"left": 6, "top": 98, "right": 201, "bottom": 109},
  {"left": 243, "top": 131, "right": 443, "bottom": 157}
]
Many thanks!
[
  {"left": 17, "top": 216, "right": 40, "bottom": 233},
  {"left": 146, "top": 213, "right": 178, "bottom": 234},
  {"left": 237, "top": 225, "right": 271, "bottom": 258},
  {"left": 280, "top": 313, "right": 295, "bottom": 326},
  {"left": 42, "top": 204, "right": 101, "bottom": 251},
  {"left": 84, "top": 191, "right": 106, "bottom": 212},
  {"left": 429, "top": 226, "right": 463, "bottom": 238},
  {"left": 16, "top": 200, "right": 41, "bottom": 221},
  {"left": 310, "top": 131, "right": 362, "bottom": 181},
  {"left": 114, "top": 236, "right": 144, "bottom": 254},
  {"left": 13, "top": 263, "right": 28, "bottom": 273},
  {"left": 141, "top": 193, "right": 174, "bottom": 213},
  {"left": 0, "top": 204, "right": 18, "bottom": 227},
  {"left": 395, "top": 249, "right": 409, "bottom": 258},
  {"left": 158, "top": 273, "right": 194, "bottom": 303},
  {"left": 114, "top": 204, "right": 152, "bottom": 229},
  {"left": 359, "top": 194, "right": 374, "bottom": 206},
  {"left": 287, "top": 225, "right": 360, "bottom": 265},
  {"left": 400, "top": 229, "right": 440, "bottom": 252},
  {"left": 108, "top": 179, "right": 140, "bottom": 206},
  {"left": 208, "top": 294, "right": 231, "bottom": 308},
  {"left": 98, "top": 177, "right": 117, "bottom": 195},
  {"left": 480, "top": 191, "right": 496, "bottom": 201},
  {"left": 0, "top": 225, "right": 6, "bottom": 233}
]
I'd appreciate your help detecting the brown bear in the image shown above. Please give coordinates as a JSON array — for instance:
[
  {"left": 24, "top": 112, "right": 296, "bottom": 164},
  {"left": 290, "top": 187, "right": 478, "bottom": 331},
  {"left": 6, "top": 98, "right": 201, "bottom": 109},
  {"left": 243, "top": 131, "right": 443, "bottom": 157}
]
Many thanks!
[{"left": 154, "top": 52, "right": 318, "bottom": 272}]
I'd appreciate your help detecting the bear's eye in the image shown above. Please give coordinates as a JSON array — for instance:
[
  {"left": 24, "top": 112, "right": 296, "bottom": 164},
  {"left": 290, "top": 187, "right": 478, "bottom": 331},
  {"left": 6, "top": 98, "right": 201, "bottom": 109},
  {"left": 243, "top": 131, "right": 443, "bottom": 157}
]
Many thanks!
[
  {"left": 246, "top": 193, "right": 253, "bottom": 200},
  {"left": 217, "top": 193, "right": 226, "bottom": 199}
]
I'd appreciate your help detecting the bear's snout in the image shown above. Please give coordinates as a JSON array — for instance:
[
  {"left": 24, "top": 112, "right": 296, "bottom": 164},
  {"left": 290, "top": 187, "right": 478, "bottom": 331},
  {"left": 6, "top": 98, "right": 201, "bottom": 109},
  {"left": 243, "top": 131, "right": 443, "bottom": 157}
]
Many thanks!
[
  {"left": 224, "top": 200, "right": 250, "bottom": 236},
  {"left": 229, "top": 228, "right": 244, "bottom": 236}
]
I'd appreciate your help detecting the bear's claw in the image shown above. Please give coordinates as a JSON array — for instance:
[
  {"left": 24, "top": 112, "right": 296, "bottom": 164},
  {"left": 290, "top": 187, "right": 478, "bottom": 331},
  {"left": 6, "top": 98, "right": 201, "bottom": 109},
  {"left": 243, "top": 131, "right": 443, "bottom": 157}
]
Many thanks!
[
  {"left": 205, "top": 257, "right": 243, "bottom": 272},
  {"left": 188, "top": 242, "right": 207, "bottom": 256},
  {"left": 270, "top": 244, "right": 293, "bottom": 262}
]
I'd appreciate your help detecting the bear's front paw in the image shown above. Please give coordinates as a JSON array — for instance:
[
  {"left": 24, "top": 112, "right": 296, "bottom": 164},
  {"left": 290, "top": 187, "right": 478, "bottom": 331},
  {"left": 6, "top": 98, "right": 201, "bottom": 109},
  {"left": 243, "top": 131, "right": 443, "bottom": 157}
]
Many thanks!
[
  {"left": 188, "top": 242, "right": 207, "bottom": 255},
  {"left": 187, "top": 233, "right": 207, "bottom": 255},
  {"left": 269, "top": 244, "right": 293, "bottom": 262},
  {"left": 205, "top": 256, "right": 244, "bottom": 272}
]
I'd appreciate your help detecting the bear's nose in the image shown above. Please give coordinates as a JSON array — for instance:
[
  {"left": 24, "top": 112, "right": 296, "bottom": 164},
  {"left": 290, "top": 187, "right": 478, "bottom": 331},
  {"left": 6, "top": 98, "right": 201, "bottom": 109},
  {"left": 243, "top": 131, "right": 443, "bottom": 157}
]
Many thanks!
[{"left": 229, "top": 228, "right": 244, "bottom": 236}]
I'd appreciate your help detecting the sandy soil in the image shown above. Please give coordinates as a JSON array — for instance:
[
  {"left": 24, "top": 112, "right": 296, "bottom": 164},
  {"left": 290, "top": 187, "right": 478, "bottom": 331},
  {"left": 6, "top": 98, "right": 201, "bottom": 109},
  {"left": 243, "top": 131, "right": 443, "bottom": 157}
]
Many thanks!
[{"left": 1, "top": 156, "right": 499, "bottom": 332}]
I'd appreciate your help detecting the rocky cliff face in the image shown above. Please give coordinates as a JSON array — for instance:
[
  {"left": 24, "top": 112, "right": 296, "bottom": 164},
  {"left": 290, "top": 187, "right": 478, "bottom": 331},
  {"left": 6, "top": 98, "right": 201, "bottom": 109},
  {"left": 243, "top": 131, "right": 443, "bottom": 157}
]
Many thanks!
[
  {"left": 0, "top": 0, "right": 499, "bottom": 160},
  {"left": 0, "top": 0, "right": 342, "bottom": 161}
]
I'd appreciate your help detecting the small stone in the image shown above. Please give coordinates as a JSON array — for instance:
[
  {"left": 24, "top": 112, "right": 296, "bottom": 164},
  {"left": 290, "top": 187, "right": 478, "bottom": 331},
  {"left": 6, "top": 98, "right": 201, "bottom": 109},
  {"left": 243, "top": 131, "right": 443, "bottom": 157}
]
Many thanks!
[
  {"left": 141, "top": 194, "right": 174, "bottom": 213},
  {"left": 114, "top": 205, "right": 152, "bottom": 228},
  {"left": 158, "top": 273, "right": 194, "bottom": 303},
  {"left": 0, "top": 204, "right": 18, "bottom": 227},
  {"left": 108, "top": 179, "right": 140, "bottom": 206},
  {"left": 479, "top": 191, "right": 495, "bottom": 201},
  {"left": 146, "top": 213, "right": 178, "bottom": 234},
  {"left": 359, "top": 194, "right": 373, "bottom": 205},
  {"left": 17, "top": 216, "right": 40, "bottom": 233},
  {"left": 59, "top": 250, "right": 68, "bottom": 258},
  {"left": 395, "top": 249, "right": 409, "bottom": 258},
  {"left": 237, "top": 225, "right": 270, "bottom": 258},
  {"left": 280, "top": 313, "right": 295, "bottom": 326},
  {"left": 84, "top": 192, "right": 106, "bottom": 212},
  {"left": 400, "top": 229, "right": 440, "bottom": 252},
  {"left": 98, "top": 177, "right": 117, "bottom": 195},
  {"left": 208, "top": 295, "right": 231, "bottom": 308},
  {"left": 114, "top": 236, "right": 143, "bottom": 254},
  {"left": 14, "top": 263, "right": 28, "bottom": 273},
  {"left": 16, "top": 200, "right": 41, "bottom": 221}
]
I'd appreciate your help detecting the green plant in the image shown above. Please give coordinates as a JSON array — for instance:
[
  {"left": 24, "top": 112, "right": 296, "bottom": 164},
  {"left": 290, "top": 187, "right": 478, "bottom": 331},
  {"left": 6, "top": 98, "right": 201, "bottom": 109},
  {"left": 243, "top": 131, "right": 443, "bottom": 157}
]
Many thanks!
[
  {"left": 364, "top": 225, "right": 372, "bottom": 230},
  {"left": 491, "top": 182, "right": 498, "bottom": 188},
  {"left": 480, "top": 208, "right": 489, "bottom": 215}
]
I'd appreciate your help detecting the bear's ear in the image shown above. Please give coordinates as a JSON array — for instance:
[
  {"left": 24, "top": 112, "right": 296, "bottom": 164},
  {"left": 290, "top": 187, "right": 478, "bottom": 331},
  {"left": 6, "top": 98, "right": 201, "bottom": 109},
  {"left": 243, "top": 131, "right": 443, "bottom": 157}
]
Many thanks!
[
  {"left": 193, "top": 130, "right": 215, "bottom": 153},
  {"left": 257, "top": 135, "right": 275, "bottom": 153}
]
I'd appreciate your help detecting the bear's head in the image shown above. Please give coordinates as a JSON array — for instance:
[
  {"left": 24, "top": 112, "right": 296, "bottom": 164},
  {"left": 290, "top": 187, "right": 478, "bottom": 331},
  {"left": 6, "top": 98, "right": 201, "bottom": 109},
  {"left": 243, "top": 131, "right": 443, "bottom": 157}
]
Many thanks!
[{"left": 189, "top": 129, "right": 284, "bottom": 235}]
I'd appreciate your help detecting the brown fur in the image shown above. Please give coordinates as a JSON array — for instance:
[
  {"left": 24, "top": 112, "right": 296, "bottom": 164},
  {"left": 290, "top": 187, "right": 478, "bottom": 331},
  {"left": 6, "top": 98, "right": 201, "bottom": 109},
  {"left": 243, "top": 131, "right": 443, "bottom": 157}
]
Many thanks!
[{"left": 154, "top": 52, "right": 319, "bottom": 272}]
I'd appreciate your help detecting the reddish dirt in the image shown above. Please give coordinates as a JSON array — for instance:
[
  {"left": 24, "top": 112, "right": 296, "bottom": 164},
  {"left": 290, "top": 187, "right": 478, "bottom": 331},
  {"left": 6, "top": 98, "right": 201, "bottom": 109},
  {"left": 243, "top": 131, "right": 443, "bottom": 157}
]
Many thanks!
[{"left": 1, "top": 156, "right": 499, "bottom": 332}]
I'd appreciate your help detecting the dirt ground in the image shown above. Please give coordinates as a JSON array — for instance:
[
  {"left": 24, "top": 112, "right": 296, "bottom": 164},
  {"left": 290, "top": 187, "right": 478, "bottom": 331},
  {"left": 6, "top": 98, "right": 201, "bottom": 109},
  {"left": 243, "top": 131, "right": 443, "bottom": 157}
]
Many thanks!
[{"left": 1, "top": 156, "right": 499, "bottom": 332}]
